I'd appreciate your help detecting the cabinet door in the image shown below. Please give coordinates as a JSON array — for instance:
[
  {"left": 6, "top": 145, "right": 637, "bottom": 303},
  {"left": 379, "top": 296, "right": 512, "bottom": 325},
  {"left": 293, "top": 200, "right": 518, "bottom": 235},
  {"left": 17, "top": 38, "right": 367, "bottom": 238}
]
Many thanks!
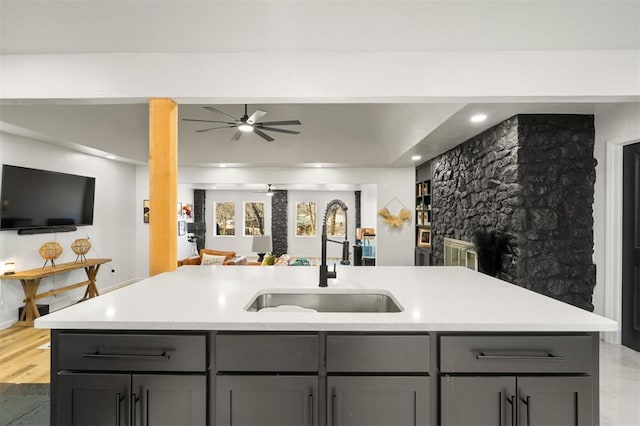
[
  {"left": 133, "top": 374, "right": 206, "bottom": 426},
  {"left": 517, "top": 377, "right": 593, "bottom": 426},
  {"left": 57, "top": 372, "right": 130, "bottom": 426},
  {"left": 216, "top": 375, "right": 318, "bottom": 426},
  {"left": 328, "top": 376, "right": 430, "bottom": 426},
  {"left": 441, "top": 376, "right": 516, "bottom": 426}
]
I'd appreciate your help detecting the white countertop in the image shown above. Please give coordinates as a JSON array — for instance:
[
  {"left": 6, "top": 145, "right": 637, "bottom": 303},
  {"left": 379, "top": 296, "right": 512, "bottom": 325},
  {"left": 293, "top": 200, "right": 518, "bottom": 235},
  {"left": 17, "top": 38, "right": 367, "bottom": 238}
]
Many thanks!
[{"left": 34, "top": 266, "right": 617, "bottom": 332}]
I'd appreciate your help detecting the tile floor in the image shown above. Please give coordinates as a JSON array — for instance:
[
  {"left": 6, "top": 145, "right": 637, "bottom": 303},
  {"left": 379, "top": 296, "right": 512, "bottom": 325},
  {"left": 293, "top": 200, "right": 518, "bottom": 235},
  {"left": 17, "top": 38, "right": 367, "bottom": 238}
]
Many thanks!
[{"left": 600, "top": 341, "right": 640, "bottom": 426}]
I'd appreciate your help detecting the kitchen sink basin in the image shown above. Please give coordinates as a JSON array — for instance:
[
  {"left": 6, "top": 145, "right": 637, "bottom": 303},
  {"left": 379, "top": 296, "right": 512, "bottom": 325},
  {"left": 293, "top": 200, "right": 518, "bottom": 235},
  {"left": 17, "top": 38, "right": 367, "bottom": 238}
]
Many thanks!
[{"left": 246, "top": 291, "right": 403, "bottom": 313}]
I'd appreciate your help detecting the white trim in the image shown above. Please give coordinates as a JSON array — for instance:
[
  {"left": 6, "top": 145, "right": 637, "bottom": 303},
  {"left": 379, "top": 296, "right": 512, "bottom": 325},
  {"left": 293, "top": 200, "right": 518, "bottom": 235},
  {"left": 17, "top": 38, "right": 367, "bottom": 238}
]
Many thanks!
[{"left": 604, "top": 132, "right": 640, "bottom": 344}]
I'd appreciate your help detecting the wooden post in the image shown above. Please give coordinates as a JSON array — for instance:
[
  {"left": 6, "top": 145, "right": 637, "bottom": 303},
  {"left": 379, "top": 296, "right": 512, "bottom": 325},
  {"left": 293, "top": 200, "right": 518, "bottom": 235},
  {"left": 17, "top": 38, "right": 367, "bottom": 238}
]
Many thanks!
[{"left": 149, "top": 98, "right": 178, "bottom": 276}]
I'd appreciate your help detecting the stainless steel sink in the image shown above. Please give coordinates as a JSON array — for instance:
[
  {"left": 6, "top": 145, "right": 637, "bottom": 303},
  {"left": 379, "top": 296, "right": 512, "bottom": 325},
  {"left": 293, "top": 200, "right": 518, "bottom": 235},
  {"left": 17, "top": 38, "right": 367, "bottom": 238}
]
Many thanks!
[{"left": 246, "top": 291, "right": 403, "bottom": 313}]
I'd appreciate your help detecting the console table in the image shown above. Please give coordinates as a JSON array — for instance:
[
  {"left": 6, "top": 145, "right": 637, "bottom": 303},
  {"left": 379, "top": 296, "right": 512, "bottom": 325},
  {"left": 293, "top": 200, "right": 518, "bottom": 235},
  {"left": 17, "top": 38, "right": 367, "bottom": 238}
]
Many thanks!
[{"left": 0, "top": 258, "right": 111, "bottom": 326}]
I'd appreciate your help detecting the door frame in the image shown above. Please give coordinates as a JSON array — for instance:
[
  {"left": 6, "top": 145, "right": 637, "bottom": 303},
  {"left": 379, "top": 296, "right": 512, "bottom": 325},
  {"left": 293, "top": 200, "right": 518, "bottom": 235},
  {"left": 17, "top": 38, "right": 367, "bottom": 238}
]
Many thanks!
[{"left": 604, "top": 133, "right": 640, "bottom": 344}]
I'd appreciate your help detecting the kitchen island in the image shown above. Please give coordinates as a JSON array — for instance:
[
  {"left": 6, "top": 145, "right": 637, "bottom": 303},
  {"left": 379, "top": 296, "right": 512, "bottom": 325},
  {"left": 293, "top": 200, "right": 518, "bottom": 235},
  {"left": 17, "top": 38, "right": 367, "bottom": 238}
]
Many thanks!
[{"left": 36, "top": 266, "right": 617, "bottom": 426}]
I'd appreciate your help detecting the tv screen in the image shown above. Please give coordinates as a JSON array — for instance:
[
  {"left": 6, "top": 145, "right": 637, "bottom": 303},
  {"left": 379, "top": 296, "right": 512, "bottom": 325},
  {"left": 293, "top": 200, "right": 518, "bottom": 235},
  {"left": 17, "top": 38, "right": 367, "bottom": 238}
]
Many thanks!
[{"left": 0, "top": 165, "right": 95, "bottom": 230}]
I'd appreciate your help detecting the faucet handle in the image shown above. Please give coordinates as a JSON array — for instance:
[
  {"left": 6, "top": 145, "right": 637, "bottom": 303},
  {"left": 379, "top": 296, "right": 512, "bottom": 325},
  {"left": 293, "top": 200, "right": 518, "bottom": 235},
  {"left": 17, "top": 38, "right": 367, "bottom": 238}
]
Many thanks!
[{"left": 327, "top": 263, "right": 337, "bottom": 279}]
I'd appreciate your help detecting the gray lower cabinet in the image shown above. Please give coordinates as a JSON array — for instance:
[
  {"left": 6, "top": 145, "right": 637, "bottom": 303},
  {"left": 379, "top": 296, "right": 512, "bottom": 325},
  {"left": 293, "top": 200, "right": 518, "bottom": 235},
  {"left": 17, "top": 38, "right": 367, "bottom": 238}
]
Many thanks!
[
  {"left": 57, "top": 372, "right": 206, "bottom": 426},
  {"left": 216, "top": 375, "right": 318, "bottom": 426},
  {"left": 328, "top": 376, "right": 430, "bottom": 426},
  {"left": 441, "top": 375, "right": 593, "bottom": 426}
]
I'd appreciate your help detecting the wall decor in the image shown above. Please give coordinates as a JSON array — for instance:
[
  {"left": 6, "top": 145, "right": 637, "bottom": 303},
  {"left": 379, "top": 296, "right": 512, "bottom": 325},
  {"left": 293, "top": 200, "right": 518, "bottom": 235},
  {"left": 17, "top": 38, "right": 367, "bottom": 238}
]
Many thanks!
[
  {"left": 378, "top": 197, "right": 412, "bottom": 229},
  {"left": 183, "top": 203, "right": 193, "bottom": 218},
  {"left": 417, "top": 228, "right": 431, "bottom": 248},
  {"left": 71, "top": 238, "right": 92, "bottom": 262},
  {"left": 177, "top": 202, "right": 183, "bottom": 217},
  {"left": 143, "top": 199, "right": 150, "bottom": 223},
  {"left": 178, "top": 220, "right": 186, "bottom": 236},
  {"left": 39, "top": 242, "right": 63, "bottom": 268}
]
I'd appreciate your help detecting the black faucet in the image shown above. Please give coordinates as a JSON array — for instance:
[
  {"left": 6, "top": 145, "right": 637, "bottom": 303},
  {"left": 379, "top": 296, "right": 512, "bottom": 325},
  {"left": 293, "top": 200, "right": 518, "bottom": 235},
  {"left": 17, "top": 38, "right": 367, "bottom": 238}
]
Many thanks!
[{"left": 319, "top": 199, "right": 350, "bottom": 287}]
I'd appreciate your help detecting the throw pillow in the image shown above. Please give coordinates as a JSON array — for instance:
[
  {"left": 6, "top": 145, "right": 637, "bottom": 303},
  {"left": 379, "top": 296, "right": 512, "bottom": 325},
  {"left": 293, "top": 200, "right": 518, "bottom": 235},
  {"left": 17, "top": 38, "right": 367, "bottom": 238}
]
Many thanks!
[
  {"left": 201, "top": 253, "right": 227, "bottom": 265},
  {"left": 261, "top": 254, "right": 276, "bottom": 266}
]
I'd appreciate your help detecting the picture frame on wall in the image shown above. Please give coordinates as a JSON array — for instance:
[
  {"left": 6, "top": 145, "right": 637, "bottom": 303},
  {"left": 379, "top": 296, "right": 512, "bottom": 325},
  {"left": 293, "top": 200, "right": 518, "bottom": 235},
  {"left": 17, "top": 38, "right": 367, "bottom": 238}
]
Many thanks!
[
  {"left": 417, "top": 228, "right": 431, "bottom": 248},
  {"left": 143, "top": 200, "right": 150, "bottom": 223},
  {"left": 177, "top": 202, "right": 183, "bottom": 218},
  {"left": 178, "top": 220, "right": 186, "bottom": 236}
]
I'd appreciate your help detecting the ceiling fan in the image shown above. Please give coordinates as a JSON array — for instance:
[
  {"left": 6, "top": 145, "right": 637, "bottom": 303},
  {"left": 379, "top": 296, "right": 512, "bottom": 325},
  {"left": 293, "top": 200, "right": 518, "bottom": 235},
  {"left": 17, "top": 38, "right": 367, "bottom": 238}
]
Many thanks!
[
  {"left": 253, "top": 184, "right": 275, "bottom": 197},
  {"left": 182, "top": 104, "right": 302, "bottom": 142}
]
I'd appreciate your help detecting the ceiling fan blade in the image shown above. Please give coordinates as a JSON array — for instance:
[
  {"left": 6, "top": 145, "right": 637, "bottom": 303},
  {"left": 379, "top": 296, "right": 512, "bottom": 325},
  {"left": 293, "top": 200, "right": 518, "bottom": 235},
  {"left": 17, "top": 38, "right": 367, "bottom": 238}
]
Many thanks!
[
  {"left": 255, "top": 126, "right": 301, "bottom": 135},
  {"left": 257, "top": 120, "right": 301, "bottom": 126},
  {"left": 204, "top": 106, "right": 239, "bottom": 122},
  {"left": 183, "top": 118, "right": 236, "bottom": 124},
  {"left": 247, "top": 110, "right": 267, "bottom": 125},
  {"left": 253, "top": 128, "right": 275, "bottom": 142},
  {"left": 196, "top": 125, "right": 237, "bottom": 133},
  {"left": 231, "top": 130, "right": 243, "bottom": 141}
]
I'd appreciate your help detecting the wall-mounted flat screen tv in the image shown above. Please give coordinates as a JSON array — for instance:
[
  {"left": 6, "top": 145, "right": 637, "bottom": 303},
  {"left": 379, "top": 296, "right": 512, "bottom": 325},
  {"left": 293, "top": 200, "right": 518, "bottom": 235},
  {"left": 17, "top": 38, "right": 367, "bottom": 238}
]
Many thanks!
[{"left": 0, "top": 165, "right": 95, "bottom": 230}]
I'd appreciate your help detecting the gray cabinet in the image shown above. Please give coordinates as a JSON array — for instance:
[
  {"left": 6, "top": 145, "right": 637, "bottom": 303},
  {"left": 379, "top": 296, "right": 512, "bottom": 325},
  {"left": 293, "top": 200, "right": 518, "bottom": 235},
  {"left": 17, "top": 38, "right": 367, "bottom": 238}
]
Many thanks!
[
  {"left": 441, "top": 376, "right": 593, "bottom": 426},
  {"left": 52, "top": 331, "right": 208, "bottom": 426},
  {"left": 440, "top": 334, "right": 597, "bottom": 426},
  {"left": 328, "top": 376, "right": 430, "bottom": 426},
  {"left": 216, "top": 375, "right": 318, "bottom": 426},
  {"left": 57, "top": 373, "right": 129, "bottom": 426}
]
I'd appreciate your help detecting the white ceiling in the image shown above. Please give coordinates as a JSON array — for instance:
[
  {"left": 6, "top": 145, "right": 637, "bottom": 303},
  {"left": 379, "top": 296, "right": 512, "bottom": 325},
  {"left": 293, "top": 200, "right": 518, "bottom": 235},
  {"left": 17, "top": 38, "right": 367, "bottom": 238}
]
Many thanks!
[{"left": 0, "top": 0, "right": 638, "bottom": 171}]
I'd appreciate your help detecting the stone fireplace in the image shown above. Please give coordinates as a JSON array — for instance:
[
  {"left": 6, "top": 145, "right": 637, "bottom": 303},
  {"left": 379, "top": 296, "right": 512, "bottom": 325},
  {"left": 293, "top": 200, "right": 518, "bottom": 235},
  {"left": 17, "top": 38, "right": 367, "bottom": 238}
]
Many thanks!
[{"left": 430, "top": 114, "right": 596, "bottom": 311}]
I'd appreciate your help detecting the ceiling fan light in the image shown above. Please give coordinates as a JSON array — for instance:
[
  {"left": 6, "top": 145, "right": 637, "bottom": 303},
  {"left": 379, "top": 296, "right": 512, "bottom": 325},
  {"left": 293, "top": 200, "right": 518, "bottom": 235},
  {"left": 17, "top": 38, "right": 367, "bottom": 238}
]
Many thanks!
[{"left": 238, "top": 123, "right": 254, "bottom": 132}]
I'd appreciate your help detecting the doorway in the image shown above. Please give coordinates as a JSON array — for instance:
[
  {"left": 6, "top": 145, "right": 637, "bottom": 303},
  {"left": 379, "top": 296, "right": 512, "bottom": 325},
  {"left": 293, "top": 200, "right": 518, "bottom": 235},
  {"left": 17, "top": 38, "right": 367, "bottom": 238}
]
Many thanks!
[{"left": 622, "top": 142, "right": 640, "bottom": 351}]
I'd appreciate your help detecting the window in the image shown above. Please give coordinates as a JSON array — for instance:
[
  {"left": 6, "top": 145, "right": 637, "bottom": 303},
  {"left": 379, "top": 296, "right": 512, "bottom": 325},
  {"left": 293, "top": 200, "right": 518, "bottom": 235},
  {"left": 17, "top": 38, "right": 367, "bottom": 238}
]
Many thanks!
[
  {"left": 326, "top": 204, "right": 346, "bottom": 236},
  {"left": 244, "top": 202, "right": 265, "bottom": 236},
  {"left": 296, "top": 202, "right": 316, "bottom": 236},
  {"left": 215, "top": 202, "right": 235, "bottom": 236}
]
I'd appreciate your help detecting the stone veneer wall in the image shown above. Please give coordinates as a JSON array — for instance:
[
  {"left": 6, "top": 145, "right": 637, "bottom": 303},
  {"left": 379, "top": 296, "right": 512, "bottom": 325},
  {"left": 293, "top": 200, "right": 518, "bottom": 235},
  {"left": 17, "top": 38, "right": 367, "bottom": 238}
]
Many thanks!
[
  {"left": 271, "top": 190, "right": 288, "bottom": 257},
  {"left": 193, "top": 189, "right": 207, "bottom": 252},
  {"left": 431, "top": 114, "right": 596, "bottom": 310}
]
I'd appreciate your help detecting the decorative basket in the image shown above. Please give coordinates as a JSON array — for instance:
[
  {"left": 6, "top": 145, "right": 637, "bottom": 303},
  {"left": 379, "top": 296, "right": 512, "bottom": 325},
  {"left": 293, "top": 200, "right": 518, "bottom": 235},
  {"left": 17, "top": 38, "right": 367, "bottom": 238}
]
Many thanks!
[
  {"left": 71, "top": 238, "right": 92, "bottom": 262},
  {"left": 39, "top": 242, "right": 63, "bottom": 268}
]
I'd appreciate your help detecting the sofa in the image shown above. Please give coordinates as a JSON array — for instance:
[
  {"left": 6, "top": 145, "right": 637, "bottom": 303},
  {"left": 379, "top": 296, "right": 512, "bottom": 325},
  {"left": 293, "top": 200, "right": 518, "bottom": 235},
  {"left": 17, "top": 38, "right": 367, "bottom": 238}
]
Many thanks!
[{"left": 178, "top": 249, "right": 246, "bottom": 267}]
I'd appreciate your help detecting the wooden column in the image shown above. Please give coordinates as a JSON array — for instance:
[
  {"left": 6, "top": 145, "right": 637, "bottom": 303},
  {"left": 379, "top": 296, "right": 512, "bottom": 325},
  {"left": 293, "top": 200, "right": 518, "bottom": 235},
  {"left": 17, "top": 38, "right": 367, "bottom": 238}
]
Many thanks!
[{"left": 149, "top": 98, "right": 178, "bottom": 276}]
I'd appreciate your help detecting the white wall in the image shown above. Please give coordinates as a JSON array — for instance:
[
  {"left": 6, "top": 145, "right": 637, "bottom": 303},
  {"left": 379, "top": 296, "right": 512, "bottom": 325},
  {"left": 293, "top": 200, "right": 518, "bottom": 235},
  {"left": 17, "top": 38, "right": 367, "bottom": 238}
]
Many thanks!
[
  {"left": 593, "top": 103, "right": 640, "bottom": 322},
  {"left": 0, "top": 132, "right": 137, "bottom": 328}
]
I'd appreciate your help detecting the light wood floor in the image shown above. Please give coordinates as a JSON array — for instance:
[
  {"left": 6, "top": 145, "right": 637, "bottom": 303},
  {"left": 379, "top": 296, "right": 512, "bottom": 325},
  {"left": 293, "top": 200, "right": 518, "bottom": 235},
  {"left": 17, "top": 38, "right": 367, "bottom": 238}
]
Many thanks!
[{"left": 0, "top": 326, "right": 50, "bottom": 384}]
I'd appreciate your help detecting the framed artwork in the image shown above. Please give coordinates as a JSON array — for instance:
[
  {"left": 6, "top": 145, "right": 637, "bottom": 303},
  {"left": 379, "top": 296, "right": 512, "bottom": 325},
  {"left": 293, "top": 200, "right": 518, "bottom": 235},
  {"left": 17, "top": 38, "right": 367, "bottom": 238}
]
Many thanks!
[
  {"left": 143, "top": 200, "right": 150, "bottom": 223},
  {"left": 178, "top": 220, "right": 186, "bottom": 236},
  {"left": 183, "top": 203, "right": 193, "bottom": 218},
  {"left": 177, "top": 202, "right": 183, "bottom": 217},
  {"left": 417, "top": 228, "right": 431, "bottom": 248}
]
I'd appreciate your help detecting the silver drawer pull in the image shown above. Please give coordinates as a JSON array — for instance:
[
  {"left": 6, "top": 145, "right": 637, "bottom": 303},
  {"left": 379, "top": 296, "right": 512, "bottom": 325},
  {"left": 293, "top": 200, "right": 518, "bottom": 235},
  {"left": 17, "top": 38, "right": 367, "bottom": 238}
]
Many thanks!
[
  {"left": 82, "top": 351, "right": 170, "bottom": 360},
  {"left": 476, "top": 352, "right": 565, "bottom": 361}
]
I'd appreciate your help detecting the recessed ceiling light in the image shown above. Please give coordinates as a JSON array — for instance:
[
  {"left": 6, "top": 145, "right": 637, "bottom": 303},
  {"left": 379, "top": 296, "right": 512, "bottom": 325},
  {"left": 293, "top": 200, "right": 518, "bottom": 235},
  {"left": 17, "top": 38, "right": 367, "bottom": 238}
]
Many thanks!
[
  {"left": 106, "top": 154, "right": 116, "bottom": 160},
  {"left": 314, "top": 164, "right": 322, "bottom": 168},
  {"left": 219, "top": 164, "right": 227, "bottom": 168},
  {"left": 211, "top": 185, "right": 217, "bottom": 189},
  {"left": 470, "top": 114, "right": 487, "bottom": 123},
  {"left": 411, "top": 155, "right": 422, "bottom": 161}
]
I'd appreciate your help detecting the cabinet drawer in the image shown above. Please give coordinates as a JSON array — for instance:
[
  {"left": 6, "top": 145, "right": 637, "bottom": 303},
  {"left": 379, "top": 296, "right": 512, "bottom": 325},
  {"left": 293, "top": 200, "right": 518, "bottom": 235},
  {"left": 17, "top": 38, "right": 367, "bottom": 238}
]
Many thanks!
[
  {"left": 216, "top": 334, "right": 318, "bottom": 372},
  {"left": 326, "top": 334, "right": 430, "bottom": 373},
  {"left": 440, "top": 335, "right": 593, "bottom": 374},
  {"left": 57, "top": 333, "right": 207, "bottom": 372}
]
